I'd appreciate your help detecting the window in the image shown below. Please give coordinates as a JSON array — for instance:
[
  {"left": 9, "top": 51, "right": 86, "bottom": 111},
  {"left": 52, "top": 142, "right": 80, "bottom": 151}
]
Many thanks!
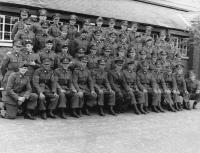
[
  {"left": 0, "top": 15, "right": 19, "bottom": 41},
  {"left": 171, "top": 36, "right": 188, "bottom": 57}
]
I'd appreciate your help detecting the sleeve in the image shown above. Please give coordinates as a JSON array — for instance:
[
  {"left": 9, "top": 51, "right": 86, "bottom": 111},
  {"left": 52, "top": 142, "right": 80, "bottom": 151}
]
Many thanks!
[
  {"left": 151, "top": 76, "right": 157, "bottom": 91},
  {"left": 182, "top": 77, "right": 187, "bottom": 91},
  {"left": 88, "top": 71, "right": 94, "bottom": 92},
  {"left": 32, "top": 70, "right": 42, "bottom": 94},
  {"left": 136, "top": 73, "right": 145, "bottom": 91},
  {"left": 122, "top": 72, "right": 131, "bottom": 92},
  {"left": 108, "top": 71, "right": 121, "bottom": 93},
  {"left": 11, "top": 22, "right": 19, "bottom": 40},
  {"left": 172, "top": 75, "right": 178, "bottom": 91},
  {"left": 50, "top": 72, "right": 57, "bottom": 93},
  {"left": 161, "top": 75, "right": 167, "bottom": 90},
  {"left": 72, "top": 70, "right": 81, "bottom": 92},
  {"left": 54, "top": 70, "right": 62, "bottom": 92},
  {"left": 104, "top": 73, "right": 112, "bottom": 91},
  {"left": 14, "top": 30, "right": 21, "bottom": 41},
  {"left": 24, "top": 78, "right": 32, "bottom": 98},
  {"left": 6, "top": 73, "right": 19, "bottom": 101},
  {"left": 1, "top": 55, "right": 10, "bottom": 77}
]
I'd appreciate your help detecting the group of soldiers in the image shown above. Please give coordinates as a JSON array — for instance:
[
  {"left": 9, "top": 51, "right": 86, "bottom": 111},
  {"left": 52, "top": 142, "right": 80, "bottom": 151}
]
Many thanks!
[{"left": 0, "top": 8, "right": 200, "bottom": 120}]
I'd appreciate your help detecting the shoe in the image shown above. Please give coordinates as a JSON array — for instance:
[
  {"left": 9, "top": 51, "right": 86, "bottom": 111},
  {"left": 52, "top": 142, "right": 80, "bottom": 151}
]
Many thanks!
[
  {"left": 174, "top": 103, "right": 180, "bottom": 111},
  {"left": 41, "top": 111, "right": 47, "bottom": 120},
  {"left": 139, "top": 104, "right": 147, "bottom": 114},
  {"left": 24, "top": 112, "right": 36, "bottom": 120},
  {"left": 193, "top": 101, "right": 198, "bottom": 109},
  {"left": 78, "top": 109, "right": 83, "bottom": 117},
  {"left": 133, "top": 104, "right": 141, "bottom": 115},
  {"left": 84, "top": 107, "right": 91, "bottom": 116},
  {"left": 152, "top": 105, "right": 160, "bottom": 113},
  {"left": 186, "top": 102, "right": 191, "bottom": 110},
  {"left": 99, "top": 106, "right": 105, "bottom": 116},
  {"left": 158, "top": 105, "right": 165, "bottom": 113},
  {"left": 169, "top": 104, "right": 176, "bottom": 112},
  {"left": 144, "top": 106, "right": 150, "bottom": 113},
  {"left": 60, "top": 109, "right": 67, "bottom": 119},
  {"left": 109, "top": 106, "right": 117, "bottom": 115},
  {"left": 71, "top": 109, "right": 80, "bottom": 118},
  {"left": 48, "top": 110, "right": 57, "bottom": 118}
]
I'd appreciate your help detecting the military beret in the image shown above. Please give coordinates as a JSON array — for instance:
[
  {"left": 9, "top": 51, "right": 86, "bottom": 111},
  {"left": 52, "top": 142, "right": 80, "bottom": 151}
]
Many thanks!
[
  {"left": 60, "top": 57, "right": 71, "bottom": 64},
  {"left": 52, "top": 13, "right": 61, "bottom": 19},
  {"left": 98, "top": 58, "right": 106, "bottom": 65},
  {"left": 121, "top": 20, "right": 128, "bottom": 26},
  {"left": 114, "top": 57, "right": 124, "bottom": 64},
  {"left": 80, "top": 56, "right": 88, "bottom": 63},
  {"left": 23, "top": 39, "right": 33, "bottom": 45},
  {"left": 13, "top": 40, "right": 23, "bottom": 47},
  {"left": 70, "top": 14, "right": 77, "bottom": 20},
  {"left": 96, "top": 17, "right": 103, "bottom": 22},
  {"left": 83, "top": 18, "right": 90, "bottom": 25},
  {"left": 109, "top": 18, "right": 116, "bottom": 24},
  {"left": 38, "top": 9, "right": 47, "bottom": 16},
  {"left": 20, "top": 8, "right": 30, "bottom": 15},
  {"left": 41, "top": 21, "right": 50, "bottom": 28},
  {"left": 45, "top": 38, "right": 54, "bottom": 44},
  {"left": 139, "top": 50, "right": 146, "bottom": 55}
]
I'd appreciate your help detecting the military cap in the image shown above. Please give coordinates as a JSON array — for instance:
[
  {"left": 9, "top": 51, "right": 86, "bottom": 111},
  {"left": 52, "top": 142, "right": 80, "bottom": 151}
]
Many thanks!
[
  {"left": 160, "top": 29, "right": 166, "bottom": 35},
  {"left": 175, "top": 53, "right": 182, "bottom": 58},
  {"left": 118, "top": 45, "right": 126, "bottom": 51},
  {"left": 104, "top": 45, "right": 112, "bottom": 52},
  {"left": 45, "top": 38, "right": 54, "bottom": 44},
  {"left": 139, "top": 50, "right": 146, "bottom": 55},
  {"left": 119, "top": 33, "right": 126, "bottom": 38},
  {"left": 77, "top": 47, "right": 86, "bottom": 53},
  {"left": 135, "top": 32, "right": 141, "bottom": 38},
  {"left": 20, "top": 8, "right": 30, "bottom": 15},
  {"left": 114, "top": 57, "right": 124, "bottom": 64},
  {"left": 96, "top": 17, "right": 103, "bottom": 22},
  {"left": 126, "top": 59, "right": 135, "bottom": 65},
  {"left": 141, "top": 61, "right": 149, "bottom": 68},
  {"left": 121, "top": 20, "right": 128, "bottom": 26},
  {"left": 52, "top": 13, "right": 61, "bottom": 19},
  {"left": 146, "top": 26, "right": 153, "bottom": 30},
  {"left": 94, "top": 29, "right": 102, "bottom": 36},
  {"left": 108, "top": 31, "right": 117, "bottom": 37},
  {"left": 41, "top": 20, "right": 50, "bottom": 28},
  {"left": 70, "top": 14, "right": 77, "bottom": 20},
  {"left": 24, "top": 18, "right": 33, "bottom": 25},
  {"left": 13, "top": 40, "right": 23, "bottom": 47},
  {"left": 19, "top": 62, "right": 29, "bottom": 68},
  {"left": 145, "top": 36, "right": 153, "bottom": 42},
  {"left": 175, "top": 63, "right": 184, "bottom": 69},
  {"left": 128, "top": 47, "right": 136, "bottom": 53},
  {"left": 160, "top": 50, "right": 167, "bottom": 56},
  {"left": 98, "top": 58, "right": 106, "bottom": 65},
  {"left": 83, "top": 18, "right": 90, "bottom": 25},
  {"left": 61, "top": 43, "right": 69, "bottom": 48},
  {"left": 38, "top": 9, "right": 47, "bottom": 16},
  {"left": 80, "top": 29, "right": 88, "bottom": 34},
  {"left": 80, "top": 56, "right": 88, "bottom": 63},
  {"left": 60, "top": 57, "right": 71, "bottom": 64},
  {"left": 109, "top": 18, "right": 116, "bottom": 24},
  {"left": 23, "top": 39, "right": 33, "bottom": 45},
  {"left": 155, "top": 60, "right": 162, "bottom": 66}
]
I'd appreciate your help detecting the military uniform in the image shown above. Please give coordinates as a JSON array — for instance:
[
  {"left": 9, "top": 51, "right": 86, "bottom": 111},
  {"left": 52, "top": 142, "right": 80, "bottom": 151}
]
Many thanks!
[
  {"left": 4, "top": 71, "right": 37, "bottom": 119},
  {"left": 68, "top": 15, "right": 78, "bottom": 40},
  {"left": 48, "top": 13, "right": 62, "bottom": 38},
  {"left": 104, "top": 32, "right": 118, "bottom": 56},
  {"left": 32, "top": 59, "right": 59, "bottom": 119},
  {"left": 128, "top": 22, "right": 139, "bottom": 43}
]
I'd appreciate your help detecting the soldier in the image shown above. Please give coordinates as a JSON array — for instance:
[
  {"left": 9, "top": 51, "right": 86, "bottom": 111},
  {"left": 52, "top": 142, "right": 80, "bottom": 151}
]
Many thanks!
[
  {"left": 11, "top": 8, "right": 30, "bottom": 40},
  {"left": 2, "top": 64, "right": 38, "bottom": 120},
  {"left": 90, "top": 29, "right": 104, "bottom": 56},
  {"left": 14, "top": 18, "right": 35, "bottom": 47},
  {"left": 30, "top": 9, "right": 48, "bottom": 36},
  {"left": 93, "top": 17, "right": 106, "bottom": 38},
  {"left": 159, "top": 50, "right": 171, "bottom": 72},
  {"left": 123, "top": 60, "right": 147, "bottom": 114},
  {"left": 80, "top": 18, "right": 93, "bottom": 41},
  {"left": 155, "top": 29, "right": 169, "bottom": 50},
  {"left": 57, "top": 43, "right": 73, "bottom": 64},
  {"left": 174, "top": 64, "right": 191, "bottom": 110},
  {"left": 118, "top": 20, "right": 130, "bottom": 42},
  {"left": 143, "top": 36, "right": 156, "bottom": 59},
  {"left": 32, "top": 59, "right": 59, "bottom": 119},
  {"left": 92, "top": 58, "right": 116, "bottom": 116},
  {"left": 149, "top": 52, "right": 158, "bottom": 72},
  {"left": 73, "top": 56, "right": 97, "bottom": 115},
  {"left": 118, "top": 33, "right": 130, "bottom": 51},
  {"left": 137, "top": 50, "right": 147, "bottom": 71},
  {"left": 128, "top": 22, "right": 139, "bottom": 43},
  {"left": 104, "top": 31, "right": 118, "bottom": 56},
  {"left": 104, "top": 18, "right": 118, "bottom": 38},
  {"left": 142, "top": 26, "right": 153, "bottom": 42},
  {"left": 54, "top": 57, "right": 79, "bottom": 118},
  {"left": 137, "top": 61, "right": 162, "bottom": 113},
  {"left": 39, "top": 38, "right": 58, "bottom": 69},
  {"left": 163, "top": 65, "right": 183, "bottom": 111},
  {"left": 1, "top": 40, "right": 24, "bottom": 89},
  {"left": 48, "top": 13, "right": 62, "bottom": 38},
  {"left": 126, "top": 47, "right": 139, "bottom": 70},
  {"left": 68, "top": 14, "right": 78, "bottom": 40},
  {"left": 153, "top": 61, "right": 176, "bottom": 112},
  {"left": 108, "top": 58, "right": 136, "bottom": 113},
  {"left": 87, "top": 44, "right": 99, "bottom": 71},
  {"left": 186, "top": 70, "right": 200, "bottom": 109},
  {"left": 130, "top": 32, "right": 143, "bottom": 57}
]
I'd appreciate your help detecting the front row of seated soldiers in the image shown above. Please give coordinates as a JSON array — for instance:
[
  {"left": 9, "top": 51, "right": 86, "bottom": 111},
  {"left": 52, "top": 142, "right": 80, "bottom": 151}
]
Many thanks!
[{"left": 1, "top": 39, "right": 200, "bottom": 120}]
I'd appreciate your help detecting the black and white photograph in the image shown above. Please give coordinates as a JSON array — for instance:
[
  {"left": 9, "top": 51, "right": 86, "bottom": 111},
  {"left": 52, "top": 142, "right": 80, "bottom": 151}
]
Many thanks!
[{"left": 0, "top": 0, "right": 200, "bottom": 153}]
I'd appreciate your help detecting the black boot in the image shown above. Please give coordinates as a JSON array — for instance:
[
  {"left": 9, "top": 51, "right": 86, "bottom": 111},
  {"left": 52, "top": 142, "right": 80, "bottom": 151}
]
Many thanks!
[
  {"left": 99, "top": 106, "right": 105, "bottom": 116},
  {"left": 24, "top": 110, "right": 36, "bottom": 120},
  {"left": 71, "top": 109, "right": 80, "bottom": 118},
  {"left": 84, "top": 107, "right": 91, "bottom": 116},
  {"left": 78, "top": 108, "right": 83, "bottom": 117},
  {"left": 152, "top": 105, "right": 160, "bottom": 113},
  {"left": 144, "top": 106, "right": 150, "bottom": 113},
  {"left": 139, "top": 104, "right": 147, "bottom": 114},
  {"left": 60, "top": 108, "right": 67, "bottom": 119},
  {"left": 133, "top": 104, "right": 141, "bottom": 115},
  {"left": 193, "top": 101, "right": 198, "bottom": 109},
  {"left": 174, "top": 103, "right": 180, "bottom": 111},
  {"left": 168, "top": 104, "right": 176, "bottom": 112},
  {"left": 41, "top": 111, "right": 47, "bottom": 120},
  {"left": 109, "top": 106, "right": 117, "bottom": 115},
  {"left": 178, "top": 103, "right": 183, "bottom": 110},
  {"left": 158, "top": 105, "right": 165, "bottom": 113},
  {"left": 48, "top": 109, "right": 57, "bottom": 118}
]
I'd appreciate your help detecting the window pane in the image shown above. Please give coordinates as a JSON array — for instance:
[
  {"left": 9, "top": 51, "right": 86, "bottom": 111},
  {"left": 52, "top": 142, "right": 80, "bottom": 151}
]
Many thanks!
[
  {"left": 0, "top": 32, "right": 2, "bottom": 40},
  {"left": 5, "top": 16, "right": 11, "bottom": 24},
  {"left": 0, "top": 17, "right": 3, "bottom": 24},
  {"left": 5, "top": 24, "right": 11, "bottom": 32},
  {"left": 11, "top": 17, "right": 19, "bottom": 24},
  {"left": 4, "top": 32, "right": 11, "bottom": 40},
  {"left": 0, "top": 24, "right": 3, "bottom": 31}
]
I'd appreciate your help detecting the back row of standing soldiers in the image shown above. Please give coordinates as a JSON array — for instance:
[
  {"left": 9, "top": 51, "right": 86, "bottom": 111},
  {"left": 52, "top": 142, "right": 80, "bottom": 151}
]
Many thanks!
[{"left": 1, "top": 8, "right": 200, "bottom": 120}]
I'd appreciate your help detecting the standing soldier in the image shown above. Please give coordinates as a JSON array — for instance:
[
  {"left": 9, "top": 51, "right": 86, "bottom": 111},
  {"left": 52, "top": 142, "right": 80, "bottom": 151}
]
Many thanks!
[
  {"left": 142, "top": 26, "right": 153, "bottom": 42},
  {"left": 143, "top": 36, "right": 156, "bottom": 59},
  {"left": 137, "top": 61, "right": 162, "bottom": 113},
  {"left": 123, "top": 60, "right": 147, "bottom": 114},
  {"left": 131, "top": 32, "right": 143, "bottom": 57},
  {"left": 92, "top": 17, "right": 105, "bottom": 38},
  {"left": 128, "top": 22, "right": 139, "bottom": 43},
  {"left": 73, "top": 56, "right": 97, "bottom": 115},
  {"left": 68, "top": 14, "right": 78, "bottom": 40},
  {"left": 14, "top": 18, "right": 35, "bottom": 47},
  {"left": 2, "top": 64, "right": 38, "bottom": 120},
  {"left": 92, "top": 58, "right": 116, "bottom": 116},
  {"left": 54, "top": 57, "right": 79, "bottom": 118},
  {"left": 118, "top": 20, "right": 130, "bottom": 43},
  {"left": 11, "top": 8, "right": 30, "bottom": 40},
  {"left": 48, "top": 13, "right": 62, "bottom": 38},
  {"left": 186, "top": 70, "right": 200, "bottom": 109},
  {"left": 87, "top": 44, "right": 100, "bottom": 72},
  {"left": 32, "top": 59, "right": 59, "bottom": 119},
  {"left": 39, "top": 38, "right": 58, "bottom": 69},
  {"left": 57, "top": 43, "right": 73, "bottom": 64},
  {"left": 80, "top": 19, "right": 93, "bottom": 41},
  {"left": 174, "top": 64, "right": 191, "bottom": 110},
  {"left": 137, "top": 50, "right": 147, "bottom": 71},
  {"left": 149, "top": 52, "right": 158, "bottom": 72},
  {"left": 104, "top": 18, "right": 118, "bottom": 39},
  {"left": 104, "top": 31, "right": 118, "bottom": 56},
  {"left": 159, "top": 50, "right": 171, "bottom": 72}
]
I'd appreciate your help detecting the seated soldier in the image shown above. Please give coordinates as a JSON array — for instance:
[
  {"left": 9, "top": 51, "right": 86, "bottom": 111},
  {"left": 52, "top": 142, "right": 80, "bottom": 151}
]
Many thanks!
[
  {"left": 174, "top": 64, "right": 191, "bottom": 110},
  {"left": 33, "top": 59, "right": 59, "bottom": 119},
  {"left": 2, "top": 63, "right": 38, "bottom": 120},
  {"left": 123, "top": 59, "right": 147, "bottom": 114},
  {"left": 72, "top": 56, "right": 97, "bottom": 115},
  {"left": 54, "top": 57, "right": 80, "bottom": 118},
  {"left": 108, "top": 58, "right": 136, "bottom": 113},
  {"left": 137, "top": 61, "right": 163, "bottom": 113},
  {"left": 92, "top": 58, "right": 116, "bottom": 116},
  {"left": 186, "top": 70, "right": 200, "bottom": 109}
]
